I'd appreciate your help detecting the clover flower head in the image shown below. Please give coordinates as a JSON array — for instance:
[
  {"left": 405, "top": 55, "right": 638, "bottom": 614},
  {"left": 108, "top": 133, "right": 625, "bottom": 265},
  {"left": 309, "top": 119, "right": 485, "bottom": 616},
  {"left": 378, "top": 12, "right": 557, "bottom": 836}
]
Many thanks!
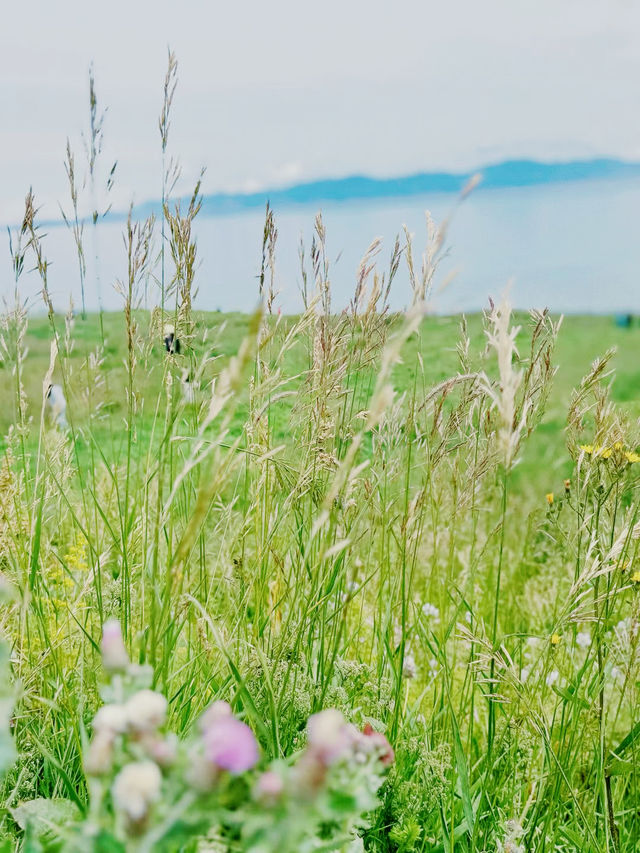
[
  {"left": 576, "top": 630, "right": 591, "bottom": 649},
  {"left": 546, "top": 670, "right": 559, "bottom": 688},
  {"left": 421, "top": 602, "right": 440, "bottom": 623},
  {"left": 402, "top": 654, "right": 417, "bottom": 680}
]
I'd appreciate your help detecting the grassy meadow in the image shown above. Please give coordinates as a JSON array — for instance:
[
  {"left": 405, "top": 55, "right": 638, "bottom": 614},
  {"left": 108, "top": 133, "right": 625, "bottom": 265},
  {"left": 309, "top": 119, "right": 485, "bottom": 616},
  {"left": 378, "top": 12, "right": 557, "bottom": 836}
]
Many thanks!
[
  {"left": 1, "top": 58, "right": 640, "bottom": 852},
  {"left": 1, "top": 293, "right": 640, "bottom": 850}
]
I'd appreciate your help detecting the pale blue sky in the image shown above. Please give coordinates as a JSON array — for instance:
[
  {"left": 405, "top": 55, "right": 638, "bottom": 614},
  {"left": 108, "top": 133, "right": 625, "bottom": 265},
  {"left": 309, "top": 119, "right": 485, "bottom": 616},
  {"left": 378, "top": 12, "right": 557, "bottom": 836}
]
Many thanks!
[{"left": 2, "top": 0, "right": 640, "bottom": 222}]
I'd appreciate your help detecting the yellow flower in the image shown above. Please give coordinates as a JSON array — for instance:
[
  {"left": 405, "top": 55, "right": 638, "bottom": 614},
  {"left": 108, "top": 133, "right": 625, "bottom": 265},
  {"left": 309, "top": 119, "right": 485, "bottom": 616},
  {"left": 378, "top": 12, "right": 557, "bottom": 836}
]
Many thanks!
[
  {"left": 580, "top": 444, "right": 594, "bottom": 455},
  {"left": 625, "top": 451, "right": 640, "bottom": 464},
  {"left": 550, "top": 633, "right": 561, "bottom": 645},
  {"left": 613, "top": 441, "right": 624, "bottom": 451},
  {"left": 545, "top": 493, "right": 554, "bottom": 505},
  {"left": 599, "top": 447, "right": 613, "bottom": 459},
  {"left": 631, "top": 571, "right": 640, "bottom": 584}
]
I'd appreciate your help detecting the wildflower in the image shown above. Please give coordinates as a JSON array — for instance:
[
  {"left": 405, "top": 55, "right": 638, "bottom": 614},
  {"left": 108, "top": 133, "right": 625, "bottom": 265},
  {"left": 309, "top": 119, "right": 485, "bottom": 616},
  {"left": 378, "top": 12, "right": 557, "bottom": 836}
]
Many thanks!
[
  {"left": 631, "top": 571, "right": 640, "bottom": 584},
  {"left": 546, "top": 670, "right": 559, "bottom": 687},
  {"left": 254, "top": 770, "right": 284, "bottom": 803},
  {"left": 421, "top": 602, "right": 440, "bottom": 623},
  {"left": 199, "top": 700, "right": 232, "bottom": 731},
  {"left": 101, "top": 620, "right": 130, "bottom": 673},
  {"left": 580, "top": 444, "right": 612, "bottom": 459},
  {"left": 201, "top": 708, "right": 259, "bottom": 774},
  {"left": 148, "top": 734, "right": 178, "bottom": 768},
  {"left": 93, "top": 703, "right": 128, "bottom": 734},
  {"left": 502, "top": 843, "right": 525, "bottom": 853},
  {"left": 625, "top": 450, "right": 640, "bottom": 463},
  {"left": 402, "top": 654, "right": 417, "bottom": 679},
  {"left": 84, "top": 730, "right": 116, "bottom": 775},
  {"left": 545, "top": 493, "right": 554, "bottom": 505},
  {"left": 576, "top": 631, "right": 591, "bottom": 649},
  {"left": 359, "top": 722, "right": 394, "bottom": 766},
  {"left": 307, "top": 709, "right": 355, "bottom": 766},
  {"left": 550, "top": 633, "right": 561, "bottom": 646},
  {"left": 125, "top": 689, "right": 168, "bottom": 733},
  {"left": 564, "top": 479, "right": 571, "bottom": 493},
  {"left": 112, "top": 760, "right": 162, "bottom": 825}
]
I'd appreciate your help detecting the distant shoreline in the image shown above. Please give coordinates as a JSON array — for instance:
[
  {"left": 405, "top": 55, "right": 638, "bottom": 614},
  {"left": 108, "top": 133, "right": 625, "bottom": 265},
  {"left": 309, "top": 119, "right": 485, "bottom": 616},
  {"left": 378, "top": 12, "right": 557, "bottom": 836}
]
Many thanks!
[{"left": 23, "top": 156, "right": 640, "bottom": 230}]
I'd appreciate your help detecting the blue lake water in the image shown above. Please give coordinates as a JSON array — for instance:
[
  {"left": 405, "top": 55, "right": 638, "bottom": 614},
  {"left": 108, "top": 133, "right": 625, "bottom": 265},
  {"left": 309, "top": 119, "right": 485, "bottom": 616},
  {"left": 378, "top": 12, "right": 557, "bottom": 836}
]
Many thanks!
[{"left": 3, "top": 177, "right": 640, "bottom": 315}]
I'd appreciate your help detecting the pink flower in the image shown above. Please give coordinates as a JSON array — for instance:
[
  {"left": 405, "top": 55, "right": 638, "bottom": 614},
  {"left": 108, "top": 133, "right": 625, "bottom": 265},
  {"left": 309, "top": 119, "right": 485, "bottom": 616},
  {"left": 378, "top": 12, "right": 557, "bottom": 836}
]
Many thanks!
[
  {"left": 306, "top": 709, "right": 356, "bottom": 766},
  {"left": 101, "top": 620, "right": 130, "bottom": 673},
  {"left": 201, "top": 709, "right": 259, "bottom": 774},
  {"left": 198, "top": 700, "right": 232, "bottom": 732},
  {"left": 360, "top": 723, "right": 394, "bottom": 766},
  {"left": 254, "top": 770, "right": 284, "bottom": 802}
]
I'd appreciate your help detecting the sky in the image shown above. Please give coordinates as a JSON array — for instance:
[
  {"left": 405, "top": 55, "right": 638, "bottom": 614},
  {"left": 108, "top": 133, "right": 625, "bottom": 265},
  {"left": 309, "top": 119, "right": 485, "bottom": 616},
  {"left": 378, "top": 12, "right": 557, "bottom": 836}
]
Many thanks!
[{"left": 2, "top": 0, "right": 640, "bottom": 224}]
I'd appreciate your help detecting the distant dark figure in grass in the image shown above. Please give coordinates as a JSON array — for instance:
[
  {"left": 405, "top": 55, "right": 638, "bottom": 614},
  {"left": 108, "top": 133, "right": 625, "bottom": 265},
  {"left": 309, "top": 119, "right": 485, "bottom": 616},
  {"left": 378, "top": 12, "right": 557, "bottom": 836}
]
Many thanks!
[
  {"left": 615, "top": 314, "right": 633, "bottom": 328},
  {"left": 46, "top": 383, "right": 68, "bottom": 430},
  {"left": 163, "top": 323, "right": 181, "bottom": 354},
  {"left": 180, "top": 368, "right": 196, "bottom": 404}
]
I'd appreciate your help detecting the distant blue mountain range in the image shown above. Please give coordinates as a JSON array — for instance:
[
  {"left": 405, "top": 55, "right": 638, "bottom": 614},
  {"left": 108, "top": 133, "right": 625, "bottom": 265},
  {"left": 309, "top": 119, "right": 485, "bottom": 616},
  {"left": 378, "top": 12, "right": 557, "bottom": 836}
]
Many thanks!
[{"left": 130, "top": 158, "right": 640, "bottom": 219}]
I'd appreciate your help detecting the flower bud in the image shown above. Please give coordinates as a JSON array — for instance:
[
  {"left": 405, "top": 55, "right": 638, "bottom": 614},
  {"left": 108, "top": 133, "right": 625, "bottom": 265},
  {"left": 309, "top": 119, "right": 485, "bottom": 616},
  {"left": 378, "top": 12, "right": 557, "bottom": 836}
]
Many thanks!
[{"left": 101, "top": 620, "right": 130, "bottom": 673}]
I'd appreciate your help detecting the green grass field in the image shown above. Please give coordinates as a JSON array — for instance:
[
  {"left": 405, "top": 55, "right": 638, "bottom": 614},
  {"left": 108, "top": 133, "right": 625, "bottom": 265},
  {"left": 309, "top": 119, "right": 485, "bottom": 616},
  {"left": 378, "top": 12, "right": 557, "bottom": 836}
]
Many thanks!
[
  {"left": 4, "top": 309, "right": 640, "bottom": 497},
  {"left": 1, "top": 301, "right": 640, "bottom": 850}
]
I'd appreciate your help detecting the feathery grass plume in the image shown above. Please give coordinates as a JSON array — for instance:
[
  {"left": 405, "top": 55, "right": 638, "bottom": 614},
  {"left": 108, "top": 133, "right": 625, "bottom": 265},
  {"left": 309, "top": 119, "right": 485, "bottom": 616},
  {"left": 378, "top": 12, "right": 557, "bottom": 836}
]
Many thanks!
[
  {"left": 481, "top": 291, "right": 526, "bottom": 470},
  {"left": 159, "top": 48, "right": 180, "bottom": 313},
  {"left": 61, "top": 141, "right": 88, "bottom": 319},
  {"left": 83, "top": 65, "right": 117, "bottom": 336},
  {"left": 259, "top": 203, "right": 279, "bottom": 315},
  {"left": 163, "top": 174, "right": 203, "bottom": 358}
]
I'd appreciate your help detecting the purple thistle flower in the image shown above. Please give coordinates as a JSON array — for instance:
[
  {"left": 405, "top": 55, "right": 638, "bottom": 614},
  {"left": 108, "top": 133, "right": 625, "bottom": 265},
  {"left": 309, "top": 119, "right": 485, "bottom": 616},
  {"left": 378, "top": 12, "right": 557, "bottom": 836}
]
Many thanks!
[{"left": 202, "top": 711, "right": 259, "bottom": 774}]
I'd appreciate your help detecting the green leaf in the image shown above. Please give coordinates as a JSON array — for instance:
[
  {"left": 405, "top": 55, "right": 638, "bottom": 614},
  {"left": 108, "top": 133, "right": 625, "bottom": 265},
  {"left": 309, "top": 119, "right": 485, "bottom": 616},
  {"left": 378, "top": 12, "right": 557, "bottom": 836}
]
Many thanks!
[
  {"left": 450, "top": 703, "right": 474, "bottom": 836},
  {"left": 10, "top": 798, "right": 80, "bottom": 843},
  {"left": 328, "top": 788, "right": 358, "bottom": 813}
]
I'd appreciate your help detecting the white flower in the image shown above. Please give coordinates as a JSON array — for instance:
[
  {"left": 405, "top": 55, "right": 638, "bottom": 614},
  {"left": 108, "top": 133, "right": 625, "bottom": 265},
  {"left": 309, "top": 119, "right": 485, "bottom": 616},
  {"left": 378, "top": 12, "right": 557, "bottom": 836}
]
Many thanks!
[
  {"left": 84, "top": 729, "right": 115, "bottom": 775},
  {"left": 402, "top": 654, "right": 417, "bottom": 679},
  {"left": 421, "top": 602, "right": 440, "bottom": 623},
  {"left": 112, "top": 761, "right": 162, "bottom": 823},
  {"left": 93, "top": 703, "right": 128, "bottom": 734},
  {"left": 576, "top": 631, "right": 591, "bottom": 649},
  {"left": 125, "top": 690, "right": 168, "bottom": 733},
  {"left": 546, "top": 670, "right": 559, "bottom": 688}
]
